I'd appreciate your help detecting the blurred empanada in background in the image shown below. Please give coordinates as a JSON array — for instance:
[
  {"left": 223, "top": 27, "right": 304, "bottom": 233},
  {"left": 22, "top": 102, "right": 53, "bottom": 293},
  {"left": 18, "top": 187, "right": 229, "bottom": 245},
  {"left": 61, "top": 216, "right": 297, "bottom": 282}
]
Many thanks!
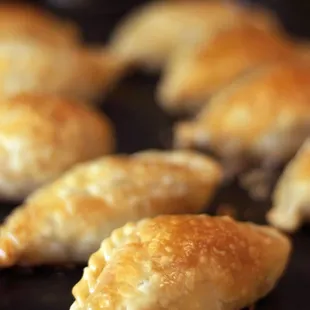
[
  {"left": 71, "top": 214, "right": 291, "bottom": 310},
  {"left": 158, "top": 25, "right": 296, "bottom": 115},
  {"left": 0, "top": 41, "right": 124, "bottom": 101},
  {"left": 0, "top": 150, "right": 222, "bottom": 267},
  {"left": 109, "top": 1, "right": 280, "bottom": 70},
  {"left": 0, "top": 3, "right": 80, "bottom": 46},
  {"left": 0, "top": 93, "right": 114, "bottom": 201},
  {"left": 268, "top": 139, "right": 310, "bottom": 233},
  {"left": 175, "top": 60, "right": 310, "bottom": 193},
  {"left": 0, "top": 4, "right": 126, "bottom": 101}
]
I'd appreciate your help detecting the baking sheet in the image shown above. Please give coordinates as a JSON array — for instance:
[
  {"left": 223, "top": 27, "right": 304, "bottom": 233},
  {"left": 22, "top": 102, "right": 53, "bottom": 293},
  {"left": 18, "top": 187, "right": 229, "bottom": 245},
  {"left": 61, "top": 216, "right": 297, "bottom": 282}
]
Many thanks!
[{"left": 0, "top": 2, "right": 309, "bottom": 309}]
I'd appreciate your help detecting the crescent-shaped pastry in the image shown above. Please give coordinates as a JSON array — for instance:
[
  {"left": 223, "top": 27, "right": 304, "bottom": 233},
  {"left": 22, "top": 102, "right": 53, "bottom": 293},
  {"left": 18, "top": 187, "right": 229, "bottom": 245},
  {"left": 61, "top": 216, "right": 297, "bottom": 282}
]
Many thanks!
[
  {"left": 0, "top": 3, "right": 80, "bottom": 46},
  {"left": 267, "top": 139, "right": 310, "bottom": 232},
  {"left": 175, "top": 60, "right": 310, "bottom": 181},
  {"left": 0, "top": 93, "right": 114, "bottom": 201},
  {"left": 71, "top": 214, "right": 291, "bottom": 310},
  {"left": 158, "top": 25, "right": 295, "bottom": 114},
  {"left": 0, "top": 150, "right": 222, "bottom": 267},
  {"left": 109, "top": 1, "right": 279, "bottom": 70},
  {"left": 0, "top": 41, "right": 123, "bottom": 101}
]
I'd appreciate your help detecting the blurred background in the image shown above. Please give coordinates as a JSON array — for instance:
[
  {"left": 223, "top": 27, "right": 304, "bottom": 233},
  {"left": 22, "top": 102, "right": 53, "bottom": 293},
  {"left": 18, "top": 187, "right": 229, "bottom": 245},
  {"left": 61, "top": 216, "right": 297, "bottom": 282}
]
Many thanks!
[{"left": 13, "top": 0, "right": 310, "bottom": 42}]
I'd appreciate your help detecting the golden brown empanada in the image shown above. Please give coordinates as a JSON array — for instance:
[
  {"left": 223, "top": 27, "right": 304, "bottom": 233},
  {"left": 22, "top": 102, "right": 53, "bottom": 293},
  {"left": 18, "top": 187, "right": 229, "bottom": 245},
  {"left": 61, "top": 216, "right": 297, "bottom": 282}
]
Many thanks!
[
  {"left": 175, "top": 60, "right": 310, "bottom": 189},
  {"left": 158, "top": 25, "right": 295, "bottom": 114},
  {"left": 267, "top": 139, "right": 310, "bottom": 232},
  {"left": 0, "top": 93, "right": 114, "bottom": 201},
  {"left": 109, "top": 1, "right": 279, "bottom": 70},
  {"left": 0, "top": 150, "right": 222, "bottom": 267},
  {"left": 0, "top": 41, "right": 123, "bottom": 101},
  {"left": 0, "top": 3, "right": 80, "bottom": 46},
  {"left": 71, "top": 214, "right": 291, "bottom": 310}
]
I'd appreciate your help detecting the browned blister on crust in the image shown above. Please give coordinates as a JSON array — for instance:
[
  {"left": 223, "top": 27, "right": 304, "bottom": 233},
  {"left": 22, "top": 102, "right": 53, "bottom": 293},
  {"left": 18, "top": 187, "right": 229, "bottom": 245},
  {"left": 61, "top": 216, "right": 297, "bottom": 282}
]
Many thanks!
[
  {"left": 175, "top": 60, "right": 310, "bottom": 177},
  {"left": 158, "top": 25, "right": 295, "bottom": 114},
  {"left": 0, "top": 93, "right": 114, "bottom": 201},
  {"left": 0, "top": 150, "right": 222, "bottom": 267},
  {"left": 268, "top": 139, "right": 310, "bottom": 232},
  {"left": 71, "top": 214, "right": 291, "bottom": 310},
  {"left": 109, "top": 1, "right": 280, "bottom": 70}
]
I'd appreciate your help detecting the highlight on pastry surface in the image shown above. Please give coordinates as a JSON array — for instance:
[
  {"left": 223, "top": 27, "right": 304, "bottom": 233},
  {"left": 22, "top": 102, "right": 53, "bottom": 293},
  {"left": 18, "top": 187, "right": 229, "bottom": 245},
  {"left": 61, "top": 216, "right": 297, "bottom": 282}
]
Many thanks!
[
  {"left": 268, "top": 138, "right": 310, "bottom": 232},
  {"left": 174, "top": 60, "right": 310, "bottom": 184},
  {"left": 0, "top": 3, "right": 80, "bottom": 46},
  {"left": 158, "top": 25, "right": 295, "bottom": 114},
  {"left": 0, "top": 93, "right": 114, "bottom": 201},
  {"left": 0, "top": 41, "right": 124, "bottom": 101},
  {"left": 0, "top": 150, "right": 222, "bottom": 267},
  {"left": 109, "top": 1, "right": 280, "bottom": 70},
  {"left": 71, "top": 214, "right": 291, "bottom": 310}
]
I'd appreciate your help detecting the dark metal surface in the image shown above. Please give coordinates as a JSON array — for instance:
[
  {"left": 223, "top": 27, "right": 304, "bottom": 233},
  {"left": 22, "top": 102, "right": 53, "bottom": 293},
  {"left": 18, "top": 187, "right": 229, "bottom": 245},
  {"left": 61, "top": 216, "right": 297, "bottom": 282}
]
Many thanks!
[
  {"left": 0, "top": 1, "right": 310, "bottom": 309},
  {"left": 0, "top": 72, "right": 309, "bottom": 310}
]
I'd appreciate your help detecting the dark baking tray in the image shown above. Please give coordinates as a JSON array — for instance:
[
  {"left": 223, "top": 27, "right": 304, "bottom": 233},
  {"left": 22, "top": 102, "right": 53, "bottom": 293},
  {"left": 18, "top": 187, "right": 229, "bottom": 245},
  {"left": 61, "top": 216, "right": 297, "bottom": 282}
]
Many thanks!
[{"left": 0, "top": 1, "right": 310, "bottom": 309}]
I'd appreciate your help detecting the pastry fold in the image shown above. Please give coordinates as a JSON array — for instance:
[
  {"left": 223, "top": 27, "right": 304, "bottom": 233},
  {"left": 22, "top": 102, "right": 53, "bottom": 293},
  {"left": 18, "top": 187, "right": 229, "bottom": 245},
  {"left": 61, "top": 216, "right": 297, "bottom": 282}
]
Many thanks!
[
  {"left": 109, "top": 1, "right": 279, "bottom": 70},
  {"left": 71, "top": 214, "right": 291, "bottom": 310},
  {"left": 268, "top": 139, "right": 310, "bottom": 232},
  {"left": 0, "top": 93, "right": 114, "bottom": 201},
  {"left": 175, "top": 61, "right": 310, "bottom": 176},
  {"left": 0, "top": 151, "right": 222, "bottom": 267},
  {"left": 158, "top": 25, "right": 295, "bottom": 114},
  {"left": 0, "top": 42, "right": 124, "bottom": 101}
]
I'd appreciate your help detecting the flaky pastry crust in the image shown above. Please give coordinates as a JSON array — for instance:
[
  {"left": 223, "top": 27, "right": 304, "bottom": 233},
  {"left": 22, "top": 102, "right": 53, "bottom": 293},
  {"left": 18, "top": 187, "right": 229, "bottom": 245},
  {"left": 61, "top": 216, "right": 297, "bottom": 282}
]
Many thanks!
[
  {"left": 0, "top": 93, "right": 114, "bottom": 201},
  {"left": 0, "top": 3, "right": 80, "bottom": 46},
  {"left": 109, "top": 1, "right": 280, "bottom": 70},
  {"left": 175, "top": 60, "right": 310, "bottom": 177},
  {"left": 268, "top": 139, "right": 310, "bottom": 232},
  {"left": 0, "top": 41, "right": 124, "bottom": 101},
  {"left": 158, "top": 25, "right": 295, "bottom": 114},
  {"left": 71, "top": 214, "right": 291, "bottom": 310},
  {"left": 0, "top": 150, "right": 222, "bottom": 267}
]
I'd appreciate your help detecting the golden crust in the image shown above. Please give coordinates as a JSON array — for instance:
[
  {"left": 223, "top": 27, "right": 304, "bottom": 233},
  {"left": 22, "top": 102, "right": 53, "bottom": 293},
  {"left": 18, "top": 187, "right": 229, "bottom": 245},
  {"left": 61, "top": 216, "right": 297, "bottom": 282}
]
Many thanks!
[
  {"left": 0, "top": 150, "right": 222, "bottom": 267},
  {"left": 175, "top": 60, "right": 310, "bottom": 169},
  {"left": 0, "top": 93, "right": 114, "bottom": 200},
  {"left": 71, "top": 214, "right": 291, "bottom": 310},
  {"left": 0, "top": 3, "right": 80, "bottom": 46},
  {"left": 109, "top": 1, "right": 280, "bottom": 70},
  {"left": 268, "top": 139, "right": 310, "bottom": 232},
  {"left": 158, "top": 25, "right": 295, "bottom": 114},
  {"left": 0, "top": 41, "right": 124, "bottom": 101}
]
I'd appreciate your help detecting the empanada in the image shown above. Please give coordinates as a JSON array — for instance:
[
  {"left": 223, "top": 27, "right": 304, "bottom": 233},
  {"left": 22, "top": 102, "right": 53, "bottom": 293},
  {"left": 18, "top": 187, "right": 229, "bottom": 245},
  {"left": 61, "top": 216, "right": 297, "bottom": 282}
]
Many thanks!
[
  {"left": 109, "top": 1, "right": 279, "bottom": 70},
  {"left": 268, "top": 139, "right": 310, "bottom": 232},
  {"left": 0, "top": 3, "right": 80, "bottom": 46},
  {"left": 0, "top": 93, "right": 114, "bottom": 201},
  {"left": 158, "top": 25, "right": 295, "bottom": 114},
  {"left": 71, "top": 214, "right": 291, "bottom": 310},
  {"left": 0, "top": 150, "right": 222, "bottom": 267},
  {"left": 0, "top": 41, "right": 124, "bottom": 101},
  {"left": 175, "top": 60, "right": 310, "bottom": 190}
]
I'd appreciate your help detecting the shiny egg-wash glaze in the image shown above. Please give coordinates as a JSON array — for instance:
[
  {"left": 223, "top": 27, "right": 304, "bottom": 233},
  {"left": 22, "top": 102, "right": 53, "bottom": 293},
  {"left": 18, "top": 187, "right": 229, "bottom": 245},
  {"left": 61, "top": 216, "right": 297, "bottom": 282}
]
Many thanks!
[
  {"left": 71, "top": 214, "right": 291, "bottom": 310},
  {"left": 0, "top": 151, "right": 222, "bottom": 266},
  {"left": 0, "top": 93, "right": 114, "bottom": 201}
]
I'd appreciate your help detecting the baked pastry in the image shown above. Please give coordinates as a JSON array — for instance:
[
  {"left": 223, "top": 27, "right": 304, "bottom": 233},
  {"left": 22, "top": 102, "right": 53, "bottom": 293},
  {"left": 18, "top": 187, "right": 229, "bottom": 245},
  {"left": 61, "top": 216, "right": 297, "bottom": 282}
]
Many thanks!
[
  {"left": 0, "top": 41, "right": 124, "bottom": 101},
  {"left": 175, "top": 60, "right": 310, "bottom": 190},
  {"left": 0, "top": 93, "right": 114, "bottom": 201},
  {"left": 0, "top": 3, "right": 80, "bottom": 46},
  {"left": 158, "top": 25, "right": 295, "bottom": 114},
  {"left": 0, "top": 150, "right": 222, "bottom": 267},
  {"left": 109, "top": 1, "right": 280, "bottom": 70},
  {"left": 71, "top": 214, "right": 291, "bottom": 310},
  {"left": 267, "top": 139, "right": 310, "bottom": 232}
]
